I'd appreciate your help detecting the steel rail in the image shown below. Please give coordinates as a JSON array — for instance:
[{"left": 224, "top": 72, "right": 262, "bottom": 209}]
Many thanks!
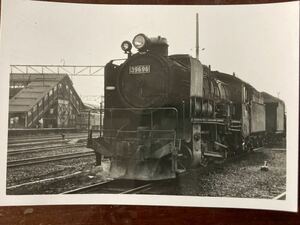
[
  {"left": 8, "top": 134, "right": 87, "bottom": 144},
  {"left": 8, "top": 140, "right": 77, "bottom": 148},
  {"left": 61, "top": 179, "right": 154, "bottom": 195},
  {"left": 272, "top": 192, "right": 286, "bottom": 200},
  {"left": 8, "top": 132, "right": 87, "bottom": 141},
  {"left": 60, "top": 180, "right": 114, "bottom": 194},
  {"left": 120, "top": 183, "right": 153, "bottom": 194},
  {"left": 8, "top": 136, "right": 87, "bottom": 148},
  {"left": 7, "top": 151, "right": 95, "bottom": 168},
  {"left": 7, "top": 143, "right": 86, "bottom": 156},
  {"left": 7, "top": 171, "right": 83, "bottom": 190},
  {"left": 8, "top": 140, "right": 69, "bottom": 148}
]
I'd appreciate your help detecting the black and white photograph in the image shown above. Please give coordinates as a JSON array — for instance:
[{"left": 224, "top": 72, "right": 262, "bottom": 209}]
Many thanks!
[{"left": 0, "top": 0, "right": 298, "bottom": 211}]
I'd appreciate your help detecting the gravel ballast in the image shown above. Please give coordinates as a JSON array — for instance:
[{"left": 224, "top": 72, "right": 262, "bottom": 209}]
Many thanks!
[
  {"left": 174, "top": 148, "right": 286, "bottom": 198},
  {"left": 6, "top": 156, "right": 96, "bottom": 187},
  {"left": 7, "top": 147, "right": 285, "bottom": 198}
]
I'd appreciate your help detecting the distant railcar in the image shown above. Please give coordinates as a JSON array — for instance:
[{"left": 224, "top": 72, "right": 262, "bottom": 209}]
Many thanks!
[
  {"left": 87, "top": 33, "right": 286, "bottom": 180},
  {"left": 261, "top": 92, "right": 286, "bottom": 143},
  {"left": 77, "top": 110, "right": 101, "bottom": 130}
]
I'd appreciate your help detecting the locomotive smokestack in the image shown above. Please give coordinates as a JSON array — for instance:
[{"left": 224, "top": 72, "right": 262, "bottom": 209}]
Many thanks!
[
  {"left": 148, "top": 36, "right": 169, "bottom": 56},
  {"left": 196, "top": 13, "right": 199, "bottom": 59}
]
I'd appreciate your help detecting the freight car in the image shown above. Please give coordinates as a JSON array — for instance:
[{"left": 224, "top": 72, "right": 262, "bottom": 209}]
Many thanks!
[
  {"left": 261, "top": 92, "right": 286, "bottom": 144},
  {"left": 87, "top": 33, "right": 286, "bottom": 180}
]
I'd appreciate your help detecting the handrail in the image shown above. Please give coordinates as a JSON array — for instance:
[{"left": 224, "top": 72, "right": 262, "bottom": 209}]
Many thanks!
[
  {"left": 90, "top": 128, "right": 177, "bottom": 142},
  {"left": 103, "top": 107, "right": 178, "bottom": 111}
]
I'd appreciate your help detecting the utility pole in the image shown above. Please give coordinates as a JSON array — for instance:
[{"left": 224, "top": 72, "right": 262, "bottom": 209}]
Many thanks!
[{"left": 196, "top": 13, "right": 199, "bottom": 60}]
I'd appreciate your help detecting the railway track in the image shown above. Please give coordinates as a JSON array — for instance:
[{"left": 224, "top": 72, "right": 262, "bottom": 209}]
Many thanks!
[
  {"left": 8, "top": 136, "right": 87, "bottom": 148},
  {"left": 61, "top": 179, "right": 154, "bottom": 194},
  {"left": 7, "top": 151, "right": 95, "bottom": 168},
  {"left": 7, "top": 143, "right": 86, "bottom": 156},
  {"left": 8, "top": 134, "right": 87, "bottom": 145},
  {"left": 8, "top": 132, "right": 87, "bottom": 140}
]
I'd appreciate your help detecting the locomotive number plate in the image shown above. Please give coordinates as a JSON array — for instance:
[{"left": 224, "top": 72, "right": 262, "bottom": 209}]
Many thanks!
[{"left": 129, "top": 65, "right": 151, "bottom": 74}]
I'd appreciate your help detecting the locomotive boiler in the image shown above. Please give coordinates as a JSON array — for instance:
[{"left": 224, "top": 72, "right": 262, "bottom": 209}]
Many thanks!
[{"left": 87, "top": 33, "right": 286, "bottom": 180}]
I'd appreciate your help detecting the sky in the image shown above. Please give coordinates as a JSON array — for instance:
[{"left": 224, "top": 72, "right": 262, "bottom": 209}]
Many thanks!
[{"left": 0, "top": 0, "right": 299, "bottom": 110}]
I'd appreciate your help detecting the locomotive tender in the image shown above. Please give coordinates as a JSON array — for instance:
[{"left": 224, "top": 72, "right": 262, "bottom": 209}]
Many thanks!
[{"left": 87, "top": 33, "right": 286, "bottom": 180}]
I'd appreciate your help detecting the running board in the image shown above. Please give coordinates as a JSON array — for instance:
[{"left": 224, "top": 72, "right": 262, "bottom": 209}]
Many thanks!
[
  {"left": 176, "top": 169, "right": 186, "bottom": 174},
  {"left": 203, "top": 151, "right": 224, "bottom": 158},
  {"left": 214, "top": 141, "right": 228, "bottom": 149}
]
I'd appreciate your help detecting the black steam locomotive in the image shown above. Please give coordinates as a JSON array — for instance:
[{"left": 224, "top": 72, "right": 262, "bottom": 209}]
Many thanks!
[{"left": 87, "top": 33, "right": 286, "bottom": 180}]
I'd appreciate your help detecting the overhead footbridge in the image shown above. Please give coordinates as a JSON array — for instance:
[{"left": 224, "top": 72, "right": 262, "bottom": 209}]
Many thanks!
[{"left": 9, "top": 65, "right": 104, "bottom": 129}]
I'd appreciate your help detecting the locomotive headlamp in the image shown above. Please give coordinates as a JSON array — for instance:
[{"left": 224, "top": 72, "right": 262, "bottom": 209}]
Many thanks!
[
  {"left": 132, "top": 34, "right": 148, "bottom": 50},
  {"left": 121, "top": 40, "right": 132, "bottom": 53}
]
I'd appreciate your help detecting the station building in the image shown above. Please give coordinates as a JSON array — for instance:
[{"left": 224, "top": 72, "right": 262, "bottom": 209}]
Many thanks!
[{"left": 9, "top": 73, "right": 84, "bottom": 128}]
